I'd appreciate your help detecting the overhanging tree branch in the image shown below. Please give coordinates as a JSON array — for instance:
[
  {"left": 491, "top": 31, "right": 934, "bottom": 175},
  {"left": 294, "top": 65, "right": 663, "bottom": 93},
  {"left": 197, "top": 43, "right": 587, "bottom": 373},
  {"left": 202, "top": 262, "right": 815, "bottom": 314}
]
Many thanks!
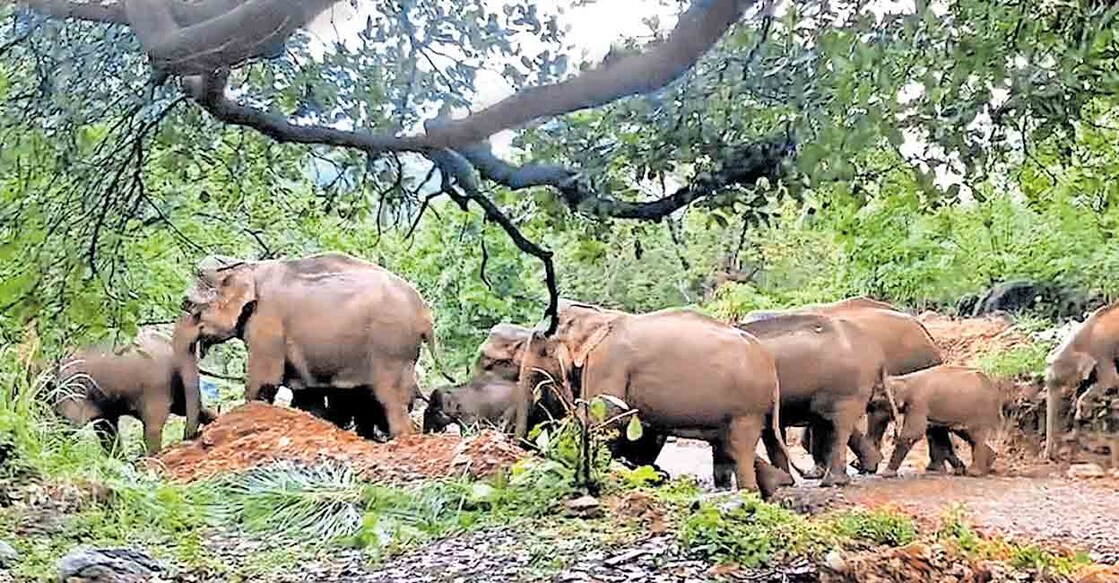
[{"left": 422, "top": 0, "right": 757, "bottom": 148}]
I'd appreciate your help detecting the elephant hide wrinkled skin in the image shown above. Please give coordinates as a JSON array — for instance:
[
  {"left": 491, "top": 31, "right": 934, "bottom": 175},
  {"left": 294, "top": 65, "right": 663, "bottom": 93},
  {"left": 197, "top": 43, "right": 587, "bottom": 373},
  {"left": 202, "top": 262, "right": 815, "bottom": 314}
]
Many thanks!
[
  {"left": 1044, "top": 302, "right": 1119, "bottom": 457},
  {"left": 514, "top": 304, "right": 791, "bottom": 499},
  {"left": 746, "top": 296, "right": 955, "bottom": 474},
  {"left": 54, "top": 321, "right": 217, "bottom": 454},
  {"left": 880, "top": 365, "right": 1001, "bottom": 477},
  {"left": 737, "top": 312, "right": 888, "bottom": 487},
  {"left": 175, "top": 252, "right": 438, "bottom": 439}
]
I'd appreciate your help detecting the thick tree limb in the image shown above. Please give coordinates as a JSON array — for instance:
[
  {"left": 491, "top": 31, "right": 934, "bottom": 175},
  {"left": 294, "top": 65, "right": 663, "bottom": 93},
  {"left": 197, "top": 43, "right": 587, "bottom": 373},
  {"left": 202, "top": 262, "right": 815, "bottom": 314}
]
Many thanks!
[
  {"left": 183, "top": 71, "right": 431, "bottom": 154},
  {"left": 422, "top": 0, "right": 756, "bottom": 148}
]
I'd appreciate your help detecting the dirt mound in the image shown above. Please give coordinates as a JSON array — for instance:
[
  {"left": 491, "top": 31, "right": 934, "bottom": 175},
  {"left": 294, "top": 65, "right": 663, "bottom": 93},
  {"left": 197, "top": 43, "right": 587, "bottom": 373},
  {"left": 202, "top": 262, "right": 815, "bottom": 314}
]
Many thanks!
[
  {"left": 918, "top": 312, "right": 1034, "bottom": 367},
  {"left": 153, "top": 402, "right": 525, "bottom": 483}
]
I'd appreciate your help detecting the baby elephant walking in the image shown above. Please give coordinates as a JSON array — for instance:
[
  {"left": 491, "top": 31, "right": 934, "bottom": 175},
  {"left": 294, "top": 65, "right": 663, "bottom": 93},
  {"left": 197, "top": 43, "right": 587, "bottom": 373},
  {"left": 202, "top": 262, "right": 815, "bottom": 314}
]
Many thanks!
[{"left": 881, "top": 365, "right": 1000, "bottom": 477}]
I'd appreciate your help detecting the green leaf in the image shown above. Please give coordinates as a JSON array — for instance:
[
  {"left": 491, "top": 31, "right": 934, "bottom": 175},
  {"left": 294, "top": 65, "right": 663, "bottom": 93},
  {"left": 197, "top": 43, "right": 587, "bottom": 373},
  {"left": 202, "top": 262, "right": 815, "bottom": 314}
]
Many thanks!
[
  {"left": 589, "top": 398, "right": 608, "bottom": 423},
  {"left": 626, "top": 415, "right": 644, "bottom": 441}
]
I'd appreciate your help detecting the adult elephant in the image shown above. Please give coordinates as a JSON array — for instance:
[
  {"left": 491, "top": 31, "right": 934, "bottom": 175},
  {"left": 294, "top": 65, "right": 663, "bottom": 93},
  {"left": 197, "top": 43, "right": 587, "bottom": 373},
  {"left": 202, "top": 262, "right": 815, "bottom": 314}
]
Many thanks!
[
  {"left": 513, "top": 305, "right": 792, "bottom": 498},
  {"left": 747, "top": 297, "right": 950, "bottom": 474},
  {"left": 473, "top": 308, "right": 668, "bottom": 468},
  {"left": 53, "top": 320, "right": 216, "bottom": 454},
  {"left": 1043, "top": 303, "right": 1119, "bottom": 458},
  {"left": 173, "top": 252, "right": 440, "bottom": 439},
  {"left": 737, "top": 313, "right": 887, "bottom": 486}
]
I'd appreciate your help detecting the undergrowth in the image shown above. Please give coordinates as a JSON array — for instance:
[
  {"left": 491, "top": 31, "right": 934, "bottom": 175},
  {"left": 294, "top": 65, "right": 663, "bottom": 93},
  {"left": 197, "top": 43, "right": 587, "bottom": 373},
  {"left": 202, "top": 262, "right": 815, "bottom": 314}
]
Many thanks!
[
  {"left": 680, "top": 496, "right": 918, "bottom": 568},
  {"left": 936, "top": 506, "right": 1092, "bottom": 576}
]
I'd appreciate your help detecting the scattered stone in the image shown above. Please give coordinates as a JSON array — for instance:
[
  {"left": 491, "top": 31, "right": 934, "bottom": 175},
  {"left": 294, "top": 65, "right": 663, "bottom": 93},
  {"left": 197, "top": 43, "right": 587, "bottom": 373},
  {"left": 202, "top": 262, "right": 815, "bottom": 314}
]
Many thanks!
[
  {"left": 1067, "top": 463, "right": 1107, "bottom": 479},
  {"left": 0, "top": 540, "right": 18, "bottom": 568},
  {"left": 563, "top": 496, "right": 603, "bottom": 519},
  {"left": 56, "top": 548, "right": 164, "bottom": 582}
]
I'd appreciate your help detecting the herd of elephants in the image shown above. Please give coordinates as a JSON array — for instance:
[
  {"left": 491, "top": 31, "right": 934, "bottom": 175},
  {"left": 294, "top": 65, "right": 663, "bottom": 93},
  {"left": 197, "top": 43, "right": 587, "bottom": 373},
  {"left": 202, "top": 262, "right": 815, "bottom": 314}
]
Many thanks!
[{"left": 53, "top": 253, "right": 1119, "bottom": 498}]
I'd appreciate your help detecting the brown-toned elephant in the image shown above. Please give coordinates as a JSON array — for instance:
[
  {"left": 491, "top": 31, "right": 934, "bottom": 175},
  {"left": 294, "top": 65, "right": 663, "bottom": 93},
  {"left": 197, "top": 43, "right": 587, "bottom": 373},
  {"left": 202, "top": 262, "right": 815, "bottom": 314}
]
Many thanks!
[
  {"left": 174, "top": 252, "right": 440, "bottom": 439},
  {"left": 880, "top": 365, "right": 1000, "bottom": 476},
  {"left": 422, "top": 375, "right": 521, "bottom": 434},
  {"left": 737, "top": 313, "right": 887, "bottom": 486},
  {"left": 1043, "top": 303, "right": 1119, "bottom": 458},
  {"left": 53, "top": 320, "right": 217, "bottom": 454},
  {"left": 473, "top": 311, "right": 669, "bottom": 469},
  {"left": 514, "top": 305, "right": 790, "bottom": 498},
  {"left": 748, "top": 296, "right": 951, "bottom": 474}
]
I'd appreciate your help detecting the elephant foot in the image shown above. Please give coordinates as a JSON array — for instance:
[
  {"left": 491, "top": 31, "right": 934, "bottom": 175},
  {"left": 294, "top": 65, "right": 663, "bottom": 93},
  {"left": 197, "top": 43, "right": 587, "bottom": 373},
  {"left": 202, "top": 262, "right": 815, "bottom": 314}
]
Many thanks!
[
  {"left": 820, "top": 471, "right": 850, "bottom": 487},
  {"left": 925, "top": 462, "right": 947, "bottom": 474},
  {"left": 966, "top": 467, "right": 989, "bottom": 478},
  {"left": 952, "top": 465, "right": 968, "bottom": 476},
  {"left": 879, "top": 468, "right": 899, "bottom": 479}
]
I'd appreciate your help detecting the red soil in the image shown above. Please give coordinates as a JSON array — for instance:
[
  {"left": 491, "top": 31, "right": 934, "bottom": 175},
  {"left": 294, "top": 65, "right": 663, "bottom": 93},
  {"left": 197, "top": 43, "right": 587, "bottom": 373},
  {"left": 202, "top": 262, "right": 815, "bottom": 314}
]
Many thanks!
[{"left": 152, "top": 402, "right": 525, "bottom": 483}]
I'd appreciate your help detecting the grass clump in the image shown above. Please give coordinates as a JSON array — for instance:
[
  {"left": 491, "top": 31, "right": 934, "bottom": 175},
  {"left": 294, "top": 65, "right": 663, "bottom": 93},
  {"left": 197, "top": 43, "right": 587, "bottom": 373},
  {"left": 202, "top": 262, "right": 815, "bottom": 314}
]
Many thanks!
[
  {"left": 681, "top": 496, "right": 921, "bottom": 568},
  {"left": 680, "top": 495, "right": 836, "bottom": 567},
  {"left": 829, "top": 508, "right": 917, "bottom": 547},
  {"left": 936, "top": 507, "right": 1092, "bottom": 576}
]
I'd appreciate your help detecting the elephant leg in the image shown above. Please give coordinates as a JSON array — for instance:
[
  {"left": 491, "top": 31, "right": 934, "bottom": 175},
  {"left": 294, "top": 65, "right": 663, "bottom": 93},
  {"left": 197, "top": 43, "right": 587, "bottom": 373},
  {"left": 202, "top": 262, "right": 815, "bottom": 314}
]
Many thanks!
[
  {"left": 93, "top": 416, "right": 120, "bottom": 455},
  {"left": 924, "top": 426, "right": 953, "bottom": 473},
  {"left": 727, "top": 414, "right": 765, "bottom": 497},
  {"left": 883, "top": 410, "right": 928, "bottom": 477},
  {"left": 245, "top": 352, "right": 284, "bottom": 403},
  {"left": 821, "top": 403, "right": 863, "bottom": 487},
  {"left": 799, "top": 426, "right": 813, "bottom": 455},
  {"left": 801, "top": 423, "right": 830, "bottom": 480},
  {"left": 370, "top": 366, "right": 416, "bottom": 438},
  {"left": 140, "top": 400, "right": 171, "bottom": 455},
  {"left": 961, "top": 427, "right": 996, "bottom": 476},
  {"left": 710, "top": 439, "right": 735, "bottom": 490},
  {"left": 352, "top": 391, "right": 389, "bottom": 441}
]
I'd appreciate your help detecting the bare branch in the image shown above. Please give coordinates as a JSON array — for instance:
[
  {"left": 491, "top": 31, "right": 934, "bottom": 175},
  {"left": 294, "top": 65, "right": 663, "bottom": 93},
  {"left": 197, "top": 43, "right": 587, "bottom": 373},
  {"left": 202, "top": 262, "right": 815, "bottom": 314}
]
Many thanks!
[
  {"left": 422, "top": 0, "right": 757, "bottom": 148},
  {"left": 461, "top": 133, "right": 795, "bottom": 221},
  {"left": 183, "top": 71, "right": 432, "bottom": 154}
]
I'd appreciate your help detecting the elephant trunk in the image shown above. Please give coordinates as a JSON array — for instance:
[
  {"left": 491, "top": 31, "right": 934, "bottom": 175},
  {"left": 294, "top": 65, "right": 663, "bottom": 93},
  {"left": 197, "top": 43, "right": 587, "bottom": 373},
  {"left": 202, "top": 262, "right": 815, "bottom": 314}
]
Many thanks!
[
  {"left": 513, "top": 334, "right": 538, "bottom": 440},
  {"left": 1044, "top": 378, "right": 1063, "bottom": 460},
  {"left": 171, "top": 314, "right": 203, "bottom": 440}
]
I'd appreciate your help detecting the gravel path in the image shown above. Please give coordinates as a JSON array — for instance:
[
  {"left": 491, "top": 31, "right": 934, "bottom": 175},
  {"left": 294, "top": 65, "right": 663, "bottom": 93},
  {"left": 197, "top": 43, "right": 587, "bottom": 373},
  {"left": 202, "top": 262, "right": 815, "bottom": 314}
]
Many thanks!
[{"left": 657, "top": 436, "right": 1119, "bottom": 564}]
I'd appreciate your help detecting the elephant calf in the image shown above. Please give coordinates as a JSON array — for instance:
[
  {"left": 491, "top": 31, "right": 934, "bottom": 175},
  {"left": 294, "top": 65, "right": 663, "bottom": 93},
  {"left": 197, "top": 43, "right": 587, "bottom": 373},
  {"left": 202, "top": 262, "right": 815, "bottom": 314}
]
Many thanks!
[
  {"left": 422, "top": 376, "right": 521, "bottom": 434},
  {"left": 53, "top": 326, "right": 218, "bottom": 454},
  {"left": 880, "top": 365, "right": 1001, "bottom": 477}
]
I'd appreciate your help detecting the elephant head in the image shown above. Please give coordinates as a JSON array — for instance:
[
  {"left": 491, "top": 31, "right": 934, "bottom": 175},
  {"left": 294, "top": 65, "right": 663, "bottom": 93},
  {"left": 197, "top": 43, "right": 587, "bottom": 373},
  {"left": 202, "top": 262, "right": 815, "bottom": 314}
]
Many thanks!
[
  {"left": 474, "top": 323, "right": 533, "bottom": 381},
  {"left": 1043, "top": 337, "right": 1096, "bottom": 395},
  {"left": 512, "top": 301, "right": 625, "bottom": 438},
  {"left": 183, "top": 256, "right": 258, "bottom": 344}
]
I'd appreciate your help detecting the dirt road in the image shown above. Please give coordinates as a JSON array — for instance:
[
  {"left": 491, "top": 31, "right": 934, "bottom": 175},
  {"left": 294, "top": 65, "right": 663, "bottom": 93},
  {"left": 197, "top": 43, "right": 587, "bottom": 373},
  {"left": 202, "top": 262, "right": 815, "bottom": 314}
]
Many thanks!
[{"left": 655, "top": 437, "right": 1119, "bottom": 563}]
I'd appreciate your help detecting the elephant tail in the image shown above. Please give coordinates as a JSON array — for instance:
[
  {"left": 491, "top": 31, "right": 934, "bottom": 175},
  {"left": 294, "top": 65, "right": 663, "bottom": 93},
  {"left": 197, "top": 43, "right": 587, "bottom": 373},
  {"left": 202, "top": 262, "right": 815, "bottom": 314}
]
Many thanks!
[
  {"left": 769, "top": 375, "right": 811, "bottom": 479},
  {"left": 421, "top": 321, "right": 457, "bottom": 385}
]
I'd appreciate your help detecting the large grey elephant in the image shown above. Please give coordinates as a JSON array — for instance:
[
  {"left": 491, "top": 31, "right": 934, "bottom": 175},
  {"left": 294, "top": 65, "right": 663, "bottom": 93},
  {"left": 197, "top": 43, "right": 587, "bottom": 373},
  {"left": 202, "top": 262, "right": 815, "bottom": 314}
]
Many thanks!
[
  {"left": 53, "top": 320, "right": 217, "bottom": 453},
  {"left": 513, "top": 304, "right": 793, "bottom": 498},
  {"left": 1043, "top": 302, "right": 1119, "bottom": 458},
  {"left": 737, "top": 313, "right": 887, "bottom": 486},
  {"left": 746, "top": 296, "right": 951, "bottom": 474},
  {"left": 173, "top": 252, "right": 441, "bottom": 439}
]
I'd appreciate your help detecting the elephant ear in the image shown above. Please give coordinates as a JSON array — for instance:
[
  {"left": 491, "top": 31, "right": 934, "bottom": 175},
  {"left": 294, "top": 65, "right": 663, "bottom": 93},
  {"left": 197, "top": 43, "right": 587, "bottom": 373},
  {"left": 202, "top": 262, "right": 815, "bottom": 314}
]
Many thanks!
[
  {"left": 572, "top": 323, "right": 613, "bottom": 369},
  {"left": 216, "top": 264, "right": 257, "bottom": 310}
]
